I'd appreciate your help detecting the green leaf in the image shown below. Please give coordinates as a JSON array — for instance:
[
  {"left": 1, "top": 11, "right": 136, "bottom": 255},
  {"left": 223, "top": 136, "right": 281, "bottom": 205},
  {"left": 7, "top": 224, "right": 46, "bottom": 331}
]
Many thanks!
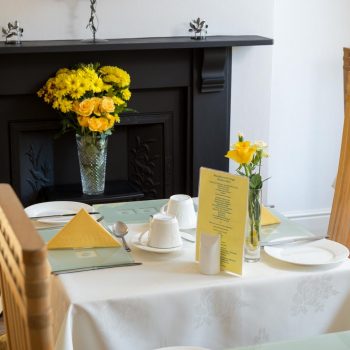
[{"left": 249, "top": 173, "right": 262, "bottom": 189}]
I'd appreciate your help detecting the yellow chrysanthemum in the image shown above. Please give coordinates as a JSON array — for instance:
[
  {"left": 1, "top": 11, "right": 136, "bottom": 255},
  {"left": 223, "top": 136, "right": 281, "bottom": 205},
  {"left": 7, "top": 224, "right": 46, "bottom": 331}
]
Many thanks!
[
  {"left": 58, "top": 73, "right": 79, "bottom": 93},
  {"left": 112, "top": 96, "right": 125, "bottom": 106},
  {"left": 37, "top": 88, "right": 45, "bottom": 98},
  {"left": 56, "top": 68, "right": 70, "bottom": 75},
  {"left": 43, "top": 94, "right": 52, "bottom": 104},
  {"left": 99, "top": 66, "right": 131, "bottom": 88},
  {"left": 102, "top": 83, "right": 112, "bottom": 91},
  {"left": 58, "top": 99, "right": 73, "bottom": 113},
  {"left": 70, "top": 88, "right": 85, "bottom": 99},
  {"left": 52, "top": 100, "right": 60, "bottom": 110},
  {"left": 121, "top": 89, "right": 131, "bottom": 101}
]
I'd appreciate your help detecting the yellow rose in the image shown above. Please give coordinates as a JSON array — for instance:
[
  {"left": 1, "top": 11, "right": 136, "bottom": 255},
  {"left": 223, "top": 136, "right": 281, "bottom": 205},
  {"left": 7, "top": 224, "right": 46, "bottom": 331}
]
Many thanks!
[
  {"left": 77, "top": 115, "right": 90, "bottom": 127},
  {"left": 100, "top": 97, "right": 115, "bottom": 113},
  {"left": 105, "top": 114, "right": 115, "bottom": 128},
  {"left": 90, "top": 97, "right": 102, "bottom": 116},
  {"left": 88, "top": 117, "right": 109, "bottom": 133},
  {"left": 225, "top": 141, "right": 257, "bottom": 164},
  {"left": 73, "top": 99, "right": 95, "bottom": 117}
]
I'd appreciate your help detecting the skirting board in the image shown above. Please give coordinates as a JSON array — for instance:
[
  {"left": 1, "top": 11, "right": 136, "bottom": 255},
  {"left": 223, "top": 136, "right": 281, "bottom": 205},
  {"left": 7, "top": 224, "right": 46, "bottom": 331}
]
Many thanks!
[{"left": 283, "top": 209, "right": 331, "bottom": 236}]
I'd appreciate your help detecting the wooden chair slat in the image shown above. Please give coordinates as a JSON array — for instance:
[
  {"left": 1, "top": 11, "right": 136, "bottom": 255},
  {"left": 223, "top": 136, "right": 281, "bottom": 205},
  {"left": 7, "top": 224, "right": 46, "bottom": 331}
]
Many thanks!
[{"left": 0, "top": 184, "right": 54, "bottom": 350}]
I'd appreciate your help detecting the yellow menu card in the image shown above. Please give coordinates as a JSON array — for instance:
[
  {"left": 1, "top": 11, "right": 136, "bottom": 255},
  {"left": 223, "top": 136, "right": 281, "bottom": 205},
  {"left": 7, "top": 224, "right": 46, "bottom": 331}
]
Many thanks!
[
  {"left": 196, "top": 167, "right": 249, "bottom": 275},
  {"left": 47, "top": 209, "right": 120, "bottom": 250}
]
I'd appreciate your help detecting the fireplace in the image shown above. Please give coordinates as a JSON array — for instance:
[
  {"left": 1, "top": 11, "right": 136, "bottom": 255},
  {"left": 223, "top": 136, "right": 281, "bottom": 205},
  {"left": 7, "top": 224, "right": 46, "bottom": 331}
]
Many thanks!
[{"left": 0, "top": 36, "right": 272, "bottom": 206}]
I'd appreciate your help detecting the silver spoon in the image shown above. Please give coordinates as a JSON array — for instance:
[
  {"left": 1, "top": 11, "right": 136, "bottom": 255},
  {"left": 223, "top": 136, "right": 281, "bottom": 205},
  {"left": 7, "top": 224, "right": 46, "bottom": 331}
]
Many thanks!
[{"left": 112, "top": 221, "right": 131, "bottom": 252}]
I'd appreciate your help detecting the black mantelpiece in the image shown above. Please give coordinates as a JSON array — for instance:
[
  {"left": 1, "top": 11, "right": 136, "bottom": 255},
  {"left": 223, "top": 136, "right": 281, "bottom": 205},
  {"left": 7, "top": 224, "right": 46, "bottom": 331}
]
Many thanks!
[
  {"left": 0, "top": 36, "right": 273, "bottom": 206},
  {"left": 0, "top": 36, "right": 273, "bottom": 53}
]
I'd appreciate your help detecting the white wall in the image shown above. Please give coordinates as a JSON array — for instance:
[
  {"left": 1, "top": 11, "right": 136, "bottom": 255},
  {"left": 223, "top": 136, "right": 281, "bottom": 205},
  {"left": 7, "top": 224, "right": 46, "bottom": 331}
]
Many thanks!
[
  {"left": 268, "top": 0, "right": 350, "bottom": 231},
  {"left": 0, "top": 0, "right": 273, "bottom": 40}
]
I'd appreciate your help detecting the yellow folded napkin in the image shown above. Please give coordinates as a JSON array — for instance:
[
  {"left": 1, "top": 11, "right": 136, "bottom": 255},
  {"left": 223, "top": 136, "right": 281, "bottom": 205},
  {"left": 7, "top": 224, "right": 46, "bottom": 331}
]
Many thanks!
[
  {"left": 261, "top": 206, "right": 281, "bottom": 226},
  {"left": 47, "top": 208, "right": 120, "bottom": 250}
]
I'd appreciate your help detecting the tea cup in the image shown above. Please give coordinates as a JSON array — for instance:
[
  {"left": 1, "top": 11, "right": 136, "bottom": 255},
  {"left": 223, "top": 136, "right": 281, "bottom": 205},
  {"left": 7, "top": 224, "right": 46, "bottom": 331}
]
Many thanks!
[
  {"left": 162, "top": 194, "right": 197, "bottom": 229},
  {"left": 140, "top": 213, "right": 182, "bottom": 249}
]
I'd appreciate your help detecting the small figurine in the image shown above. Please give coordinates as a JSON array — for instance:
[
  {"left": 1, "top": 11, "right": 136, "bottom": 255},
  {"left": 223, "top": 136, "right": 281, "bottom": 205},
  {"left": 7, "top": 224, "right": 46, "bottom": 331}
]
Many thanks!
[
  {"left": 86, "top": 0, "right": 98, "bottom": 42},
  {"left": 2, "top": 20, "right": 23, "bottom": 45},
  {"left": 188, "top": 18, "right": 208, "bottom": 40}
]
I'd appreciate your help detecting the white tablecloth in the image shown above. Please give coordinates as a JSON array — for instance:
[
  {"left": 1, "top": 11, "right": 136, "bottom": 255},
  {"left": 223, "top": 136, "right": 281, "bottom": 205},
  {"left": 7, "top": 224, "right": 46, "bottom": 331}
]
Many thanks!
[{"left": 51, "top": 224, "right": 350, "bottom": 350}]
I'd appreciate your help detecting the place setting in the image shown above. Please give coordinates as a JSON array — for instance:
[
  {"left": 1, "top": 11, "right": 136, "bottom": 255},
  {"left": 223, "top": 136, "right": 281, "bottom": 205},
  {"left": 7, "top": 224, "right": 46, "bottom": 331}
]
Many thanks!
[
  {"left": 24, "top": 201, "right": 142, "bottom": 274},
  {"left": 131, "top": 194, "right": 198, "bottom": 253}
]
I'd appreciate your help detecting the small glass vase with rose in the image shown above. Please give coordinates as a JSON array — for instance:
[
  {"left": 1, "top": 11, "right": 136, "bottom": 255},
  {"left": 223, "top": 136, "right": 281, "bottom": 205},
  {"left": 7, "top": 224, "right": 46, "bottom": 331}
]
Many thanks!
[
  {"left": 225, "top": 133, "right": 269, "bottom": 262},
  {"left": 38, "top": 63, "right": 132, "bottom": 195}
]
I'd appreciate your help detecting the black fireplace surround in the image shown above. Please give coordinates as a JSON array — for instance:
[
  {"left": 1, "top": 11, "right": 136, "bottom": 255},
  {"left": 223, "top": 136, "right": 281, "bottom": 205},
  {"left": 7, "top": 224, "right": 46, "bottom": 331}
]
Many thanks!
[{"left": 0, "top": 36, "right": 272, "bottom": 206}]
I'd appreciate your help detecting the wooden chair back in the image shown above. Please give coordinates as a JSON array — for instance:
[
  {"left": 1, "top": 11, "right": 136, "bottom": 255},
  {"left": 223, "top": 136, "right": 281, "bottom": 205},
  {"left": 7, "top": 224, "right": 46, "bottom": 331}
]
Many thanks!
[
  {"left": 0, "top": 184, "right": 53, "bottom": 350},
  {"left": 328, "top": 70, "right": 350, "bottom": 249}
]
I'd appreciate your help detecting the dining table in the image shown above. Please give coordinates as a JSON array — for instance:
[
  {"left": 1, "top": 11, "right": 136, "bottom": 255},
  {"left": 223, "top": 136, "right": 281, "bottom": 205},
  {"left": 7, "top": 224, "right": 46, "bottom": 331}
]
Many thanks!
[{"left": 37, "top": 198, "right": 350, "bottom": 350}]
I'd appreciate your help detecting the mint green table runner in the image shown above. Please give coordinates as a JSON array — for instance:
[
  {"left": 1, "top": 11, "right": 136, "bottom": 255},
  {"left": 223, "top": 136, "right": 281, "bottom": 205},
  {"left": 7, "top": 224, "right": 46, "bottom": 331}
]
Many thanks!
[
  {"left": 95, "top": 199, "right": 315, "bottom": 242},
  {"left": 94, "top": 198, "right": 168, "bottom": 225}
]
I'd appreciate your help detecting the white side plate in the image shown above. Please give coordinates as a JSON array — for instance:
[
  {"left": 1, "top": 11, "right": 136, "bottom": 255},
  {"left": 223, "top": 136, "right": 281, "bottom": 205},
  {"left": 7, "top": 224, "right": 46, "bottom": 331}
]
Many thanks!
[
  {"left": 264, "top": 238, "right": 349, "bottom": 266},
  {"left": 25, "top": 201, "right": 93, "bottom": 224}
]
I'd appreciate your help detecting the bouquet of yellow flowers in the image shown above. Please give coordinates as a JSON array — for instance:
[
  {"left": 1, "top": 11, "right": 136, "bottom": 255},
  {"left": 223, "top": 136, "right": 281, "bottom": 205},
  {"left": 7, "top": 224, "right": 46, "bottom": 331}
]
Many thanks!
[
  {"left": 37, "top": 63, "right": 132, "bottom": 135},
  {"left": 225, "top": 133, "right": 269, "bottom": 262},
  {"left": 37, "top": 63, "right": 132, "bottom": 195}
]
